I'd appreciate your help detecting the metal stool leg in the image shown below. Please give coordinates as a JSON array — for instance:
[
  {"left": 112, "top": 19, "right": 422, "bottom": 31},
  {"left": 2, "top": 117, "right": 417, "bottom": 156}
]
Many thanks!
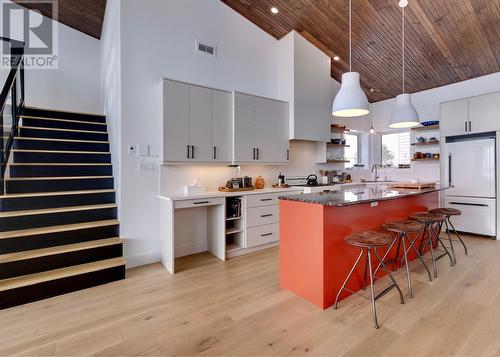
[
  {"left": 400, "top": 233, "right": 413, "bottom": 298},
  {"left": 444, "top": 220, "right": 457, "bottom": 264},
  {"left": 367, "top": 248, "right": 379, "bottom": 329},
  {"left": 334, "top": 249, "right": 364, "bottom": 309},
  {"left": 373, "top": 248, "right": 404, "bottom": 305},
  {"left": 362, "top": 250, "right": 369, "bottom": 291},
  {"left": 406, "top": 230, "right": 433, "bottom": 282},
  {"left": 427, "top": 223, "right": 438, "bottom": 278},
  {"left": 448, "top": 218, "right": 468, "bottom": 255},
  {"left": 373, "top": 234, "right": 399, "bottom": 278},
  {"left": 433, "top": 222, "right": 454, "bottom": 266}
]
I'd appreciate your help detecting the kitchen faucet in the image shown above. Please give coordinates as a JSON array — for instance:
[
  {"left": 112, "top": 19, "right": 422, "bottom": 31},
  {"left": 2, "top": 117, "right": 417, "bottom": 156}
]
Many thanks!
[{"left": 371, "top": 164, "right": 381, "bottom": 181}]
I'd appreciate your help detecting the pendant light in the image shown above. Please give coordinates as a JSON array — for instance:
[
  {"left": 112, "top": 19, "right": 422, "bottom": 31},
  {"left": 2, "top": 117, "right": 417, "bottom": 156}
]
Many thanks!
[
  {"left": 389, "top": 0, "right": 420, "bottom": 128},
  {"left": 332, "top": 0, "right": 369, "bottom": 118},
  {"left": 369, "top": 104, "right": 376, "bottom": 134}
]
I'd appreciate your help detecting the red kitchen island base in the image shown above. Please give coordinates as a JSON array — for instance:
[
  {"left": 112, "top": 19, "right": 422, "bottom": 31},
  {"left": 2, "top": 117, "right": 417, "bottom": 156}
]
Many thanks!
[{"left": 279, "top": 190, "right": 439, "bottom": 309}]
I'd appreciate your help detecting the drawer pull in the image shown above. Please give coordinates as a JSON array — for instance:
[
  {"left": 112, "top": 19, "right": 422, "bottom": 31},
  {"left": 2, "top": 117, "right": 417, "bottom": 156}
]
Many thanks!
[
  {"left": 260, "top": 198, "right": 273, "bottom": 202},
  {"left": 261, "top": 233, "right": 273, "bottom": 237},
  {"left": 449, "top": 202, "right": 489, "bottom": 207},
  {"left": 193, "top": 201, "right": 210, "bottom": 205},
  {"left": 260, "top": 214, "right": 273, "bottom": 217}
]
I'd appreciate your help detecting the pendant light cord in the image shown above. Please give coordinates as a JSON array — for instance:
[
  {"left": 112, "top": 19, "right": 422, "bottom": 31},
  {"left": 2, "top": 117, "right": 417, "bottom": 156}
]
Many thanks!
[
  {"left": 402, "top": 5, "right": 405, "bottom": 93},
  {"left": 349, "top": 0, "right": 352, "bottom": 72}
]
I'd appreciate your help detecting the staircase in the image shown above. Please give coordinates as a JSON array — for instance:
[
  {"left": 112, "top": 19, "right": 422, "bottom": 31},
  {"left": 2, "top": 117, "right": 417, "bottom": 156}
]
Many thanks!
[{"left": 0, "top": 107, "right": 125, "bottom": 309}]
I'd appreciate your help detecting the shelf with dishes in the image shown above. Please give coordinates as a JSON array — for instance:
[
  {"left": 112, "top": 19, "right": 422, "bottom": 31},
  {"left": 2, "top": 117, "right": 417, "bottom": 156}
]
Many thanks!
[
  {"left": 411, "top": 140, "right": 440, "bottom": 146},
  {"left": 411, "top": 158, "right": 440, "bottom": 162}
]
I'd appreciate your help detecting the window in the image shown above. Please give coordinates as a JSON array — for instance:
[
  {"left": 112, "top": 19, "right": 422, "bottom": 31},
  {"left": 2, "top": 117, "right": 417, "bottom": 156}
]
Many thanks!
[
  {"left": 381, "top": 131, "right": 411, "bottom": 167},
  {"left": 344, "top": 133, "right": 359, "bottom": 168}
]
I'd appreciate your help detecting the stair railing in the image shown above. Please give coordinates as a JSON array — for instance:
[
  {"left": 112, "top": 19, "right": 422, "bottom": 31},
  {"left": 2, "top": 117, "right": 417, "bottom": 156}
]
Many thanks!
[{"left": 0, "top": 37, "right": 25, "bottom": 195}]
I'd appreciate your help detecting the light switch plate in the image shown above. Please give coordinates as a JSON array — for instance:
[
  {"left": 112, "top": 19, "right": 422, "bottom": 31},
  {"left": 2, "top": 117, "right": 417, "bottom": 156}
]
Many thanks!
[
  {"left": 128, "top": 145, "right": 136, "bottom": 154},
  {"left": 149, "top": 144, "right": 160, "bottom": 157},
  {"left": 139, "top": 162, "right": 155, "bottom": 172},
  {"left": 137, "top": 144, "right": 149, "bottom": 157}
]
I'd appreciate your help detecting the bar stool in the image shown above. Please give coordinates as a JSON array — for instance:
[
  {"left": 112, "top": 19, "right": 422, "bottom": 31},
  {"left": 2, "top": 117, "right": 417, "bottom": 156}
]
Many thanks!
[
  {"left": 411, "top": 212, "right": 454, "bottom": 278},
  {"left": 429, "top": 207, "right": 467, "bottom": 263},
  {"left": 334, "top": 231, "right": 404, "bottom": 329},
  {"left": 379, "top": 220, "right": 433, "bottom": 298}
]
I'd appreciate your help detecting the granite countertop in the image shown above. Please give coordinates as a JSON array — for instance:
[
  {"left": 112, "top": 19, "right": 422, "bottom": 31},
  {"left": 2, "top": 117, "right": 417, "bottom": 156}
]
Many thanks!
[{"left": 279, "top": 185, "right": 450, "bottom": 207}]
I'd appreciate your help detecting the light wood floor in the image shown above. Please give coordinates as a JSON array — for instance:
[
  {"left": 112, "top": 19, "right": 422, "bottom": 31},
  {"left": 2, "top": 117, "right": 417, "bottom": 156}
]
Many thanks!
[{"left": 1, "top": 234, "right": 500, "bottom": 356}]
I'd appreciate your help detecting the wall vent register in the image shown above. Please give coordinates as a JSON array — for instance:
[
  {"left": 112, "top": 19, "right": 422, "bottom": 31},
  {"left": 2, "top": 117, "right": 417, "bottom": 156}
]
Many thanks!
[{"left": 196, "top": 41, "right": 217, "bottom": 57}]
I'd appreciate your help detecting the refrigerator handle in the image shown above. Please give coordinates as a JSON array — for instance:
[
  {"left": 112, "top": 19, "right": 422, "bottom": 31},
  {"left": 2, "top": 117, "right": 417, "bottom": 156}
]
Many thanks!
[{"left": 448, "top": 153, "right": 452, "bottom": 186}]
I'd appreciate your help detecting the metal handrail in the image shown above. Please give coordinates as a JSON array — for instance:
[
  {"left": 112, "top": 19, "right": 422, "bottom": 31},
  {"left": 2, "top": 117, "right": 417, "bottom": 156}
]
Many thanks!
[{"left": 0, "top": 37, "right": 25, "bottom": 195}]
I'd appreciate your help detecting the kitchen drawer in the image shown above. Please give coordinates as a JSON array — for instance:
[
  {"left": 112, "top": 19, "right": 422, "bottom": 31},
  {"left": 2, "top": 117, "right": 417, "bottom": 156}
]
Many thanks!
[
  {"left": 247, "top": 205, "right": 279, "bottom": 227},
  {"left": 246, "top": 193, "right": 279, "bottom": 207},
  {"left": 246, "top": 223, "right": 279, "bottom": 248},
  {"left": 174, "top": 197, "right": 224, "bottom": 209},
  {"left": 444, "top": 196, "right": 496, "bottom": 236}
]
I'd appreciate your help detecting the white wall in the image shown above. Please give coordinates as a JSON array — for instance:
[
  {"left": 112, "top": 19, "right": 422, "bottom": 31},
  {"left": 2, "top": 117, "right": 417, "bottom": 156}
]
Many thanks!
[
  {"left": 100, "top": 0, "right": 122, "bottom": 220},
  {"left": 0, "top": 0, "right": 103, "bottom": 113},
  {"left": 117, "top": 0, "right": 282, "bottom": 267}
]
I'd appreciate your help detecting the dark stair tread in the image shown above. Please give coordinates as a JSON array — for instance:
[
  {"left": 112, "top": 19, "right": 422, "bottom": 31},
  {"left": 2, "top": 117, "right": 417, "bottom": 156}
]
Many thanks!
[
  {"left": 7, "top": 175, "right": 113, "bottom": 181},
  {"left": 0, "top": 257, "right": 125, "bottom": 292},
  {"left": 0, "top": 238, "right": 121, "bottom": 264},
  {"left": 14, "top": 137, "right": 110, "bottom": 144},
  {"left": 0, "top": 189, "right": 115, "bottom": 199},
  {"left": 19, "top": 116, "right": 107, "bottom": 126},
  {"left": 18, "top": 126, "right": 108, "bottom": 134},
  {"left": 23, "top": 107, "right": 106, "bottom": 123},
  {"left": 12, "top": 149, "right": 111, "bottom": 155},
  {"left": 0, "top": 219, "right": 119, "bottom": 240},
  {"left": 0, "top": 203, "right": 117, "bottom": 218}
]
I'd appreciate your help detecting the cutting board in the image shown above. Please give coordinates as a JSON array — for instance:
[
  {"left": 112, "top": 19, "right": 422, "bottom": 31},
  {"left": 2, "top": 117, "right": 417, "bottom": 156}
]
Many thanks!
[{"left": 387, "top": 182, "right": 436, "bottom": 189}]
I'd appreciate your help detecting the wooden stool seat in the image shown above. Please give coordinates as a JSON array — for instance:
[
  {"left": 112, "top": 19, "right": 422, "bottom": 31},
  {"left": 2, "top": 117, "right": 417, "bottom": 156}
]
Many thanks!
[
  {"left": 411, "top": 212, "right": 446, "bottom": 223},
  {"left": 429, "top": 207, "right": 461, "bottom": 216},
  {"left": 383, "top": 220, "right": 421, "bottom": 233},
  {"left": 345, "top": 231, "right": 393, "bottom": 248}
]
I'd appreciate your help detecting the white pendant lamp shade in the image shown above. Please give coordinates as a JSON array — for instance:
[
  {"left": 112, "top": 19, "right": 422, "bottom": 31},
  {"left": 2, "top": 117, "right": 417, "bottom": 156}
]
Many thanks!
[
  {"left": 331, "top": 0, "right": 370, "bottom": 118},
  {"left": 332, "top": 72, "right": 370, "bottom": 117},
  {"left": 389, "top": 93, "right": 419, "bottom": 128},
  {"left": 390, "top": 0, "right": 419, "bottom": 128}
]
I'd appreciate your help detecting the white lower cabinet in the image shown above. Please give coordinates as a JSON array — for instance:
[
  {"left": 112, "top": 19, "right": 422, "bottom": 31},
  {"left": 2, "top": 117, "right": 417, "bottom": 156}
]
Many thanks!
[
  {"left": 246, "top": 223, "right": 279, "bottom": 248},
  {"left": 244, "top": 192, "right": 281, "bottom": 248}
]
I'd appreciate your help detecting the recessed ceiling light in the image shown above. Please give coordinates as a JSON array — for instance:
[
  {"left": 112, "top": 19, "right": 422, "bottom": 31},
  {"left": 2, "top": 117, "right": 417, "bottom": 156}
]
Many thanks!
[
  {"left": 270, "top": 7, "right": 279, "bottom": 14},
  {"left": 333, "top": 56, "right": 340, "bottom": 61}
]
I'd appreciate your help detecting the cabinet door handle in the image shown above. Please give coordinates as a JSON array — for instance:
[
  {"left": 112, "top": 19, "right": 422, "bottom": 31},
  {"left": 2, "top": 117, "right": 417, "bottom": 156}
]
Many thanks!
[
  {"left": 261, "top": 233, "right": 273, "bottom": 237},
  {"left": 468, "top": 121, "right": 472, "bottom": 132},
  {"left": 253, "top": 148, "right": 256, "bottom": 160},
  {"left": 260, "top": 214, "right": 273, "bottom": 218},
  {"left": 465, "top": 121, "right": 468, "bottom": 132},
  {"left": 260, "top": 198, "right": 273, "bottom": 202},
  {"left": 187, "top": 145, "right": 191, "bottom": 159},
  {"left": 449, "top": 202, "right": 488, "bottom": 207},
  {"left": 256, "top": 148, "right": 260, "bottom": 160},
  {"left": 193, "top": 201, "right": 210, "bottom": 205},
  {"left": 190, "top": 145, "right": 195, "bottom": 159},
  {"left": 213, "top": 146, "right": 217, "bottom": 160},
  {"left": 286, "top": 149, "right": 289, "bottom": 161}
]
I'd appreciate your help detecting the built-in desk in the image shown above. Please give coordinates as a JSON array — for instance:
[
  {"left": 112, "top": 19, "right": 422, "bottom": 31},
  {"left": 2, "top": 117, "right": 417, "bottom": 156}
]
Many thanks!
[{"left": 159, "top": 188, "right": 302, "bottom": 274}]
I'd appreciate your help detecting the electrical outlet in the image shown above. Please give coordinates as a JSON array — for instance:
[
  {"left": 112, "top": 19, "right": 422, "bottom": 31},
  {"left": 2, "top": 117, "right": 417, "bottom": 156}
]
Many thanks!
[{"left": 371, "top": 201, "right": 379, "bottom": 207}]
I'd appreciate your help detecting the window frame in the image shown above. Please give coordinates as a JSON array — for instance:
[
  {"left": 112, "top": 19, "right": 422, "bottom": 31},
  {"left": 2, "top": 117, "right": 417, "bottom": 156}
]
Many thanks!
[
  {"left": 344, "top": 132, "right": 362, "bottom": 168},
  {"left": 380, "top": 130, "right": 412, "bottom": 169}
]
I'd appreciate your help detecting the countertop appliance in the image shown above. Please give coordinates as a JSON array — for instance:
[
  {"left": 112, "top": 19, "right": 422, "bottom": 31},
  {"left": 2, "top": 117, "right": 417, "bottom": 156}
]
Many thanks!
[
  {"left": 306, "top": 174, "right": 318, "bottom": 186},
  {"left": 287, "top": 176, "right": 341, "bottom": 194},
  {"left": 443, "top": 135, "right": 496, "bottom": 237}
]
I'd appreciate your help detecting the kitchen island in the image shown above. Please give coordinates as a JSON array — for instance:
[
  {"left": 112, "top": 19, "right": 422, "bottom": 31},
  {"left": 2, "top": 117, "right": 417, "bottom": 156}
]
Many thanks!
[{"left": 279, "top": 185, "right": 448, "bottom": 309}]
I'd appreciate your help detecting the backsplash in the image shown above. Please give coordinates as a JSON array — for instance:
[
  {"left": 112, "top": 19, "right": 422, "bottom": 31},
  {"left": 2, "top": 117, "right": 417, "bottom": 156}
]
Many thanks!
[{"left": 160, "top": 140, "right": 441, "bottom": 194}]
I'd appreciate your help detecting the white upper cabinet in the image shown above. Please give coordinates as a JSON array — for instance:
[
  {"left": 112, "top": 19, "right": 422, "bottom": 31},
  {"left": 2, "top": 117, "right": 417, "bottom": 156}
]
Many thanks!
[
  {"left": 440, "top": 92, "right": 500, "bottom": 137},
  {"left": 233, "top": 92, "right": 256, "bottom": 163},
  {"left": 162, "top": 80, "right": 190, "bottom": 162},
  {"left": 161, "top": 79, "right": 232, "bottom": 163},
  {"left": 189, "top": 85, "right": 212, "bottom": 162},
  {"left": 440, "top": 98, "right": 468, "bottom": 137},
  {"left": 278, "top": 31, "right": 331, "bottom": 142},
  {"left": 233, "top": 92, "right": 289, "bottom": 164},
  {"left": 468, "top": 92, "right": 500, "bottom": 134}
]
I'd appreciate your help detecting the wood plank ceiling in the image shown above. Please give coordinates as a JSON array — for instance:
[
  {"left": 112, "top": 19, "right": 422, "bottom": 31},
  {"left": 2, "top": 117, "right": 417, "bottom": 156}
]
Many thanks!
[
  {"left": 13, "top": 0, "right": 107, "bottom": 39},
  {"left": 222, "top": 0, "right": 500, "bottom": 102}
]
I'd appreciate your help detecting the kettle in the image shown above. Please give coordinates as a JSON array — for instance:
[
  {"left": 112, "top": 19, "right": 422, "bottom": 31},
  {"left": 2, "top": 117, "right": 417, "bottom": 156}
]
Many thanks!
[{"left": 306, "top": 174, "right": 318, "bottom": 186}]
